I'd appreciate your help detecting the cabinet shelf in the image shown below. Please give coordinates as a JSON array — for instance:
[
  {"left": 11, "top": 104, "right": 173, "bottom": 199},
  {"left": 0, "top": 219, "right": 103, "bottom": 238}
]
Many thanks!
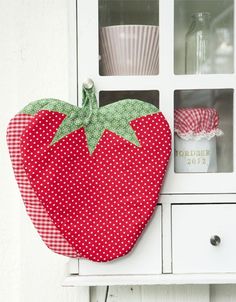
[{"left": 63, "top": 273, "right": 236, "bottom": 286}]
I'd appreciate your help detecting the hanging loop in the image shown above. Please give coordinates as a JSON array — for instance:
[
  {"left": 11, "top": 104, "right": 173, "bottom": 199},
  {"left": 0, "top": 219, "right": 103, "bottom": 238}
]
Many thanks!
[{"left": 82, "top": 79, "right": 98, "bottom": 125}]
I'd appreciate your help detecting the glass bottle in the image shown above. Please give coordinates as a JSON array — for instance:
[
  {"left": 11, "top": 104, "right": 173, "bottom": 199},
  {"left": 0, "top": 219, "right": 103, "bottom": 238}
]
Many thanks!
[{"left": 185, "top": 12, "right": 211, "bottom": 74}]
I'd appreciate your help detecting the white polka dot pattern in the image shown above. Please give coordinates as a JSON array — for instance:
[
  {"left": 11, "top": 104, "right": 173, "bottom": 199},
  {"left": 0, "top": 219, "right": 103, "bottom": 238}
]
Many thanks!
[{"left": 18, "top": 110, "right": 171, "bottom": 262}]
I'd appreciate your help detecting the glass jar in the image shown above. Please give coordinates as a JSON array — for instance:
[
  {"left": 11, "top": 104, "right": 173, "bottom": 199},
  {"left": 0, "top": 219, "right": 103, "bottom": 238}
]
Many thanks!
[
  {"left": 185, "top": 12, "right": 211, "bottom": 74},
  {"left": 174, "top": 107, "right": 223, "bottom": 173}
]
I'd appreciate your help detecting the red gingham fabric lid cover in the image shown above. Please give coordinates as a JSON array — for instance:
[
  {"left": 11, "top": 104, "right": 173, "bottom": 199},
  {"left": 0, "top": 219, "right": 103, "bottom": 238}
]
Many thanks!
[
  {"left": 174, "top": 107, "right": 223, "bottom": 140},
  {"left": 7, "top": 85, "right": 171, "bottom": 262}
]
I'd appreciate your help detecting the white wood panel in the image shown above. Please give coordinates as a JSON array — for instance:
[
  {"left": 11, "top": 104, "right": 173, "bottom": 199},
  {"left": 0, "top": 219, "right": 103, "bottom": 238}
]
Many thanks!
[
  {"left": 77, "top": 286, "right": 90, "bottom": 302},
  {"left": 77, "top": 0, "right": 99, "bottom": 105},
  {"left": 0, "top": 1, "right": 82, "bottom": 302},
  {"left": 141, "top": 285, "right": 209, "bottom": 302},
  {"left": 90, "top": 285, "right": 210, "bottom": 302},
  {"left": 17, "top": 2, "right": 80, "bottom": 301},
  {"left": 67, "top": 0, "right": 78, "bottom": 105},
  {"left": 160, "top": 194, "right": 236, "bottom": 204},
  {"left": 162, "top": 203, "right": 172, "bottom": 273},
  {"left": 68, "top": 259, "right": 79, "bottom": 275},
  {"left": 172, "top": 204, "right": 236, "bottom": 273},
  {"left": 89, "top": 284, "right": 236, "bottom": 302},
  {"left": 0, "top": 1, "right": 22, "bottom": 301},
  {"left": 210, "top": 285, "right": 236, "bottom": 302},
  {"left": 91, "top": 286, "right": 108, "bottom": 302},
  {"left": 79, "top": 206, "right": 162, "bottom": 275},
  {"left": 108, "top": 286, "right": 142, "bottom": 302},
  {"left": 91, "top": 286, "right": 142, "bottom": 302},
  {"left": 17, "top": 0, "right": 73, "bottom": 103}
]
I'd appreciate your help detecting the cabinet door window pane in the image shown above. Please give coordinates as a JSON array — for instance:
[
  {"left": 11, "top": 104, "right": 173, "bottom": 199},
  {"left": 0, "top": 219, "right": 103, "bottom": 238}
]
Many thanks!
[
  {"left": 174, "top": 89, "right": 233, "bottom": 173},
  {"left": 99, "top": 0, "right": 159, "bottom": 76},
  {"left": 174, "top": 0, "right": 234, "bottom": 75},
  {"left": 99, "top": 90, "right": 159, "bottom": 107}
]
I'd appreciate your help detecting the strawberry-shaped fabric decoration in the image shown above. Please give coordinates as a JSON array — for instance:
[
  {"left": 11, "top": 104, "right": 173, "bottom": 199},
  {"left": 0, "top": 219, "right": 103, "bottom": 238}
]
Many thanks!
[{"left": 7, "top": 81, "right": 171, "bottom": 262}]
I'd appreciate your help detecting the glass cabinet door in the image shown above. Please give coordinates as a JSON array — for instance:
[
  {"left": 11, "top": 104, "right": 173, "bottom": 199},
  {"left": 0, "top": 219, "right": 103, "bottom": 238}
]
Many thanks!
[
  {"left": 174, "top": 89, "right": 233, "bottom": 174},
  {"left": 174, "top": 0, "right": 234, "bottom": 74},
  {"left": 99, "top": 0, "right": 159, "bottom": 75},
  {"left": 77, "top": 0, "right": 236, "bottom": 195}
]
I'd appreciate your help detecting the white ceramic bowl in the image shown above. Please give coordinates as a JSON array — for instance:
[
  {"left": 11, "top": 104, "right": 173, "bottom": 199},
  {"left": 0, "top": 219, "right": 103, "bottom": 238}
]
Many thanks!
[{"left": 100, "top": 25, "right": 159, "bottom": 76}]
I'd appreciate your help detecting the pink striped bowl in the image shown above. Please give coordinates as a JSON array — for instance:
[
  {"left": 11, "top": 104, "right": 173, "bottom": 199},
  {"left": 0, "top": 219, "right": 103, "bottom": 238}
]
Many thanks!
[{"left": 100, "top": 25, "right": 159, "bottom": 76}]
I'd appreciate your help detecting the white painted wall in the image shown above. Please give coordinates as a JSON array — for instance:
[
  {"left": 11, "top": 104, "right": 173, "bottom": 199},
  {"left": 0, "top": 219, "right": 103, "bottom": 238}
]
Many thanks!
[
  {"left": 1, "top": 1, "right": 236, "bottom": 301},
  {"left": 0, "top": 1, "right": 80, "bottom": 301}
]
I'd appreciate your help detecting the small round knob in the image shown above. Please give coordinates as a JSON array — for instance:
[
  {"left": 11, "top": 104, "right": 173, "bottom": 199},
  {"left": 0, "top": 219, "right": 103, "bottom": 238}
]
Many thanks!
[
  {"left": 210, "top": 235, "right": 221, "bottom": 246},
  {"left": 83, "top": 78, "right": 94, "bottom": 89}
]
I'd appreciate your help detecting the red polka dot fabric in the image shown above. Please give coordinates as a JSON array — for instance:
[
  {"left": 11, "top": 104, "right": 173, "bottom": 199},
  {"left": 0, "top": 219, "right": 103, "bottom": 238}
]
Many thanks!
[
  {"left": 8, "top": 109, "right": 171, "bottom": 262},
  {"left": 7, "top": 114, "right": 79, "bottom": 257}
]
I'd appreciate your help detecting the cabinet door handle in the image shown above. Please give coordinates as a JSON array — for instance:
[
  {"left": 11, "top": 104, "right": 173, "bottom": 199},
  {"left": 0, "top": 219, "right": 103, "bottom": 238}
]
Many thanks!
[{"left": 210, "top": 235, "right": 221, "bottom": 246}]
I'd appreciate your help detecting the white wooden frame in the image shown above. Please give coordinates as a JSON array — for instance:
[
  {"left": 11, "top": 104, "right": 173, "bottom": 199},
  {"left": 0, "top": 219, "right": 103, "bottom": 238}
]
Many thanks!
[
  {"left": 76, "top": 0, "right": 236, "bottom": 194},
  {"left": 63, "top": 2, "right": 236, "bottom": 301},
  {"left": 63, "top": 194, "right": 236, "bottom": 286}
]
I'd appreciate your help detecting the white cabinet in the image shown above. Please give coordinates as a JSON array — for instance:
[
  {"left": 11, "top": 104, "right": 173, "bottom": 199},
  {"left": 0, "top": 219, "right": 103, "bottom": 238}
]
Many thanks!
[
  {"left": 79, "top": 206, "right": 162, "bottom": 276},
  {"left": 172, "top": 204, "right": 236, "bottom": 274},
  {"left": 63, "top": 0, "right": 236, "bottom": 287}
]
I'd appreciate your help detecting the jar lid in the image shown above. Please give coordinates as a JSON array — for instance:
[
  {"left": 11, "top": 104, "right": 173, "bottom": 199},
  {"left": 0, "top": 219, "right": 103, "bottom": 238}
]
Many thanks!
[{"left": 174, "top": 107, "right": 223, "bottom": 140}]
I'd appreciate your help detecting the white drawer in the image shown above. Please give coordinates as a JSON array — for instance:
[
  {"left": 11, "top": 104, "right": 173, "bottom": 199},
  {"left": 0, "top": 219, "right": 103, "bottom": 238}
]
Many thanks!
[
  {"left": 79, "top": 206, "right": 162, "bottom": 275},
  {"left": 172, "top": 204, "right": 236, "bottom": 274}
]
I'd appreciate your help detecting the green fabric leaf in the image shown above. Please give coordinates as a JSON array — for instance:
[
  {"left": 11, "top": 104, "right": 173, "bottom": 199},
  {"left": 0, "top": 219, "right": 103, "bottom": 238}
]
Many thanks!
[
  {"left": 20, "top": 99, "right": 81, "bottom": 117},
  {"left": 85, "top": 99, "right": 158, "bottom": 153},
  {"left": 20, "top": 93, "right": 159, "bottom": 154}
]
